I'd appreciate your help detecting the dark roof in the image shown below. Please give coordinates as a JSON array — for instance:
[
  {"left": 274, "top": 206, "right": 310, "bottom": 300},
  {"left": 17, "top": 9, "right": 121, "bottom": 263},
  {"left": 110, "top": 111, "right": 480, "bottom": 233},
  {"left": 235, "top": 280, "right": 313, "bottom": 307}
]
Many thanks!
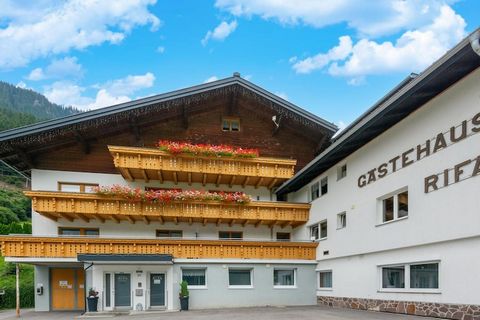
[
  {"left": 277, "top": 28, "right": 480, "bottom": 196},
  {"left": 0, "top": 74, "right": 337, "bottom": 142},
  {"left": 77, "top": 254, "right": 173, "bottom": 263}
]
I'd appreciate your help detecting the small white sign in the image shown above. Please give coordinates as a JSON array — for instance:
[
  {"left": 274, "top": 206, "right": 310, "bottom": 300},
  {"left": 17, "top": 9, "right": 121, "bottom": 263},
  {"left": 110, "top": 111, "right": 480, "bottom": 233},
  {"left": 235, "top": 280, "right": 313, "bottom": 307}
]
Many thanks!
[
  {"left": 153, "top": 279, "right": 161, "bottom": 284},
  {"left": 79, "top": 284, "right": 84, "bottom": 289},
  {"left": 59, "top": 281, "right": 68, "bottom": 287}
]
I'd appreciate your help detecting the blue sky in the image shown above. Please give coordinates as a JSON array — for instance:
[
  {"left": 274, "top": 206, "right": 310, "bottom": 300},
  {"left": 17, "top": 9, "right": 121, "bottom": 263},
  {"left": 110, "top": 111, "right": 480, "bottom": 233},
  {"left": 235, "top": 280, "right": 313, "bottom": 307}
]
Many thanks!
[{"left": 0, "top": 0, "right": 479, "bottom": 130}]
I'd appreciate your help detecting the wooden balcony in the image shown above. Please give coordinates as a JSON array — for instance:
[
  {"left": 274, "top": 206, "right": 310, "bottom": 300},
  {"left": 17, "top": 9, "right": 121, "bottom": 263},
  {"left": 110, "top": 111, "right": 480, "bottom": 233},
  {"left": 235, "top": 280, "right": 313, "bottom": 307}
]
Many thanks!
[
  {"left": 108, "top": 145, "right": 296, "bottom": 189},
  {"left": 25, "top": 191, "right": 310, "bottom": 228},
  {"left": 0, "top": 236, "right": 317, "bottom": 260}
]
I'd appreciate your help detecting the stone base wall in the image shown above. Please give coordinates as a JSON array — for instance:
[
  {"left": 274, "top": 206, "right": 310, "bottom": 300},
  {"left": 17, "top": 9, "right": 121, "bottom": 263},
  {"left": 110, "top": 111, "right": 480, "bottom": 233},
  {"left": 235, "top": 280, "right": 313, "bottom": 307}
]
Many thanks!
[{"left": 318, "top": 296, "right": 480, "bottom": 320}]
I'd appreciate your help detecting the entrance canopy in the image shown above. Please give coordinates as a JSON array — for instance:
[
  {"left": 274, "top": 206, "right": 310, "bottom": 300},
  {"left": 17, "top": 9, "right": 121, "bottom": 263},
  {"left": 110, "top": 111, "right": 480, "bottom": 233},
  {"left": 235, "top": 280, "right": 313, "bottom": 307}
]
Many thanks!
[{"left": 77, "top": 254, "right": 174, "bottom": 265}]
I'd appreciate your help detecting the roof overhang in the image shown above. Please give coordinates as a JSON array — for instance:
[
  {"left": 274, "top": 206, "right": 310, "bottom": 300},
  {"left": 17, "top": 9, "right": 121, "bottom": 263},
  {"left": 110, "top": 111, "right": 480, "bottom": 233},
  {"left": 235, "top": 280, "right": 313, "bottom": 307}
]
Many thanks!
[
  {"left": 277, "top": 27, "right": 480, "bottom": 196},
  {"left": 77, "top": 254, "right": 174, "bottom": 264}
]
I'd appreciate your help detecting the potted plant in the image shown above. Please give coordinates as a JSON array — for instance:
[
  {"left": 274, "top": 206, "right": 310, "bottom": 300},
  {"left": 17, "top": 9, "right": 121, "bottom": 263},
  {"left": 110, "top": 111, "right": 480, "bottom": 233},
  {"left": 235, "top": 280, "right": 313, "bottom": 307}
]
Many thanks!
[
  {"left": 87, "top": 288, "right": 99, "bottom": 312},
  {"left": 179, "top": 281, "right": 189, "bottom": 311}
]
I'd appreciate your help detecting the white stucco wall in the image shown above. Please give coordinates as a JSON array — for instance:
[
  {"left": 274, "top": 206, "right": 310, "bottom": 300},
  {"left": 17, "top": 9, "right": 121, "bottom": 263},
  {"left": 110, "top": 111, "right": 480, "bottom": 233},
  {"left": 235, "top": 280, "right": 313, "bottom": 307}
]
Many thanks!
[{"left": 288, "top": 67, "right": 480, "bottom": 304}]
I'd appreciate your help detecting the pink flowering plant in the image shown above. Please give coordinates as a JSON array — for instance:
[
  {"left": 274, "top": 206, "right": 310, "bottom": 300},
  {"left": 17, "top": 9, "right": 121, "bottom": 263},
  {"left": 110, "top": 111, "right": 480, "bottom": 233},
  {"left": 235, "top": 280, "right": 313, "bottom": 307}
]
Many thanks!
[
  {"left": 156, "top": 140, "right": 259, "bottom": 158},
  {"left": 94, "top": 185, "right": 252, "bottom": 204}
]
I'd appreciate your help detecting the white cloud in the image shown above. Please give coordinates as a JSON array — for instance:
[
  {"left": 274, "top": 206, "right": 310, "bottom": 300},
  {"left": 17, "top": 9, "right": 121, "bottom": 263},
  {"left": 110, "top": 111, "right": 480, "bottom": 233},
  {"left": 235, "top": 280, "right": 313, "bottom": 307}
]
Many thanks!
[
  {"left": 333, "top": 120, "right": 348, "bottom": 138},
  {"left": 202, "top": 20, "right": 238, "bottom": 46},
  {"left": 26, "top": 57, "right": 83, "bottom": 81},
  {"left": 0, "top": 0, "right": 160, "bottom": 69},
  {"left": 274, "top": 92, "right": 288, "bottom": 100},
  {"left": 215, "top": 0, "right": 455, "bottom": 38},
  {"left": 44, "top": 72, "right": 155, "bottom": 110},
  {"left": 204, "top": 76, "right": 219, "bottom": 83},
  {"left": 292, "top": 5, "right": 466, "bottom": 80},
  {"left": 16, "top": 81, "right": 27, "bottom": 89},
  {"left": 156, "top": 46, "right": 165, "bottom": 53}
]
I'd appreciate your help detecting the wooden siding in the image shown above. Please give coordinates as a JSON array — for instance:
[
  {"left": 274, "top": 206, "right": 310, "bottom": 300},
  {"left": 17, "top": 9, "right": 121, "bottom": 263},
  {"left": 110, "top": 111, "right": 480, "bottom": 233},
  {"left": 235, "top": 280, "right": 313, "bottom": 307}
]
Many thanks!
[
  {"left": 25, "top": 191, "right": 311, "bottom": 227},
  {"left": 0, "top": 236, "right": 318, "bottom": 260},
  {"left": 109, "top": 145, "right": 296, "bottom": 189}
]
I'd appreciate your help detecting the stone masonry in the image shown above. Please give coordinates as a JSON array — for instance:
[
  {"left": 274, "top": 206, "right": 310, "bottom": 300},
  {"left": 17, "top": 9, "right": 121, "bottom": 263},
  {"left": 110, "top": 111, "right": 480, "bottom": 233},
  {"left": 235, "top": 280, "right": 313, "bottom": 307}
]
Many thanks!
[{"left": 318, "top": 296, "right": 480, "bottom": 320}]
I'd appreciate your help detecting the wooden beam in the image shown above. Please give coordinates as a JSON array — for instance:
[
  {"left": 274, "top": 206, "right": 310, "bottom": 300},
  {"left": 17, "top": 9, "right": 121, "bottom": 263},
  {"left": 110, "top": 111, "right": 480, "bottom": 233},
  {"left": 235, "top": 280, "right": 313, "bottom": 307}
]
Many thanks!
[
  {"left": 229, "top": 219, "right": 234, "bottom": 227},
  {"left": 216, "top": 218, "right": 221, "bottom": 226},
  {"left": 255, "top": 177, "right": 264, "bottom": 189},
  {"left": 173, "top": 172, "right": 178, "bottom": 185},
  {"left": 242, "top": 220, "right": 248, "bottom": 227},
  {"left": 140, "top": 169, "right": 149, "bottom": 182},
  {"left": 182, "top": 105, "right": 189, "bottom": 129},
  {"left": 242, "top": 176, "right": 250, "bottom": 188},
  {"left": 174, "top": 217, "right": 178, "bottom": 225},
  {"left": 188, "top": 172, "right": 192, "bottom": 186},
  {"left": 157, "top": 170, "right": 164, "bottom": 183},
  {"left": 126, "top": 215, "right": 135, "bottom": 224},
  {"left": 76, "top": 213, "right": 90, "bottom": 223},
  {"left": 61, "top": 213, "right": 75, "bottom": 222},
  {"left": 203, "top": 218, "right": 207, "bottom": 226},
  {"left": 254, "top": 220, "right": 262, "bottom": 228},
  {"left": 268, "top": 220, "right": 277, "bottom": 228},
  {"left": 229, "top": 176, "right": 236, "bottom": 188},
  {"left": 188, "top": 218, "right": 193, "bottom": 225},
  {"left": 95, "top": 215, "right": 105, "bottom": 223},
  {"left": 202, "top": 173, "right": 207, "bottom": 186},
  {"left": 280, "top": 221, "right": 289, "bottom": 229},
  {"left": 216, "top": 174, "right": 222, "bottom": 187},
  {"left": 108, "top": 215, "right": 120, "bottom": 224},
  {"left": 159, "top": 215, "right": 164, "bottom": 224},
  {"left": 268, "top": 178, "right": 278, "bottom": 189},
  {"left": 142, "top": 216, "right": 150, "bottom": 225},
  {"left": 129, "top": 117, "right": 142, "bottom": 145},
  {"left": 74, "top": 130, "right": 91, "bottom": 154},
  {"left": 120, "top": 168, "right": 134, "bottom": 181}
]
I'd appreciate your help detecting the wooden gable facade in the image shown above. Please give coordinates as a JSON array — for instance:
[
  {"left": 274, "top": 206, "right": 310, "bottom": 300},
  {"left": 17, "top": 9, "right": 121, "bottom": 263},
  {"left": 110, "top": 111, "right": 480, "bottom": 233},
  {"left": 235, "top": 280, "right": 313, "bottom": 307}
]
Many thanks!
[{"left": 0, "top": 75, "right": 337, "bottom": 176}]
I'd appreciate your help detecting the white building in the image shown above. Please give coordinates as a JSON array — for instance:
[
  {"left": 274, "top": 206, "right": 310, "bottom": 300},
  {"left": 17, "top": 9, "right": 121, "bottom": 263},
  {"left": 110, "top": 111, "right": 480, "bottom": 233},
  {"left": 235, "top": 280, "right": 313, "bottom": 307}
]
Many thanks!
[{"left": 278, "top": 29, "right": 480, "bottom": 319}]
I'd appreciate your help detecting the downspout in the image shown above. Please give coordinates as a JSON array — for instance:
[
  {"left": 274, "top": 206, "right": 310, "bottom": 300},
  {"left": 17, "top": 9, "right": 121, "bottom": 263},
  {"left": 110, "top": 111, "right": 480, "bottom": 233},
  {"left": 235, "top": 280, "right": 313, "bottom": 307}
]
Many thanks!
[{"left": 82, "top": 263, "right": 94, "bottom": 315}]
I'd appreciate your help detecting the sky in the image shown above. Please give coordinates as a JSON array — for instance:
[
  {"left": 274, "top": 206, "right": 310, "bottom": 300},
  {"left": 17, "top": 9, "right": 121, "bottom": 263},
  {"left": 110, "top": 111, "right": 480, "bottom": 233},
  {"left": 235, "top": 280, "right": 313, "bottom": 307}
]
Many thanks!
[{"left": 0, "top": 0, "right": 479, "bottom": 131}]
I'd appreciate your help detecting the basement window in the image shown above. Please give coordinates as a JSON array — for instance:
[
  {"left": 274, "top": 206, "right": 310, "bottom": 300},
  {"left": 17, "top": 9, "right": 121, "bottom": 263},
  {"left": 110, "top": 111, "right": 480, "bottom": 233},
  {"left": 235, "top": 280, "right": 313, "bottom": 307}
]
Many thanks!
[
  {"left": 222, "top": 118, "right": 240, "bottom": 132},
  {"left": 318, "top": 271, "right": 332, "bottom": 289},
  {"left": 276, "top": 232, "right": 291, "bottom": 241},
  {"left": 156, "top": 230, "right": 183, "bottom": 238}
]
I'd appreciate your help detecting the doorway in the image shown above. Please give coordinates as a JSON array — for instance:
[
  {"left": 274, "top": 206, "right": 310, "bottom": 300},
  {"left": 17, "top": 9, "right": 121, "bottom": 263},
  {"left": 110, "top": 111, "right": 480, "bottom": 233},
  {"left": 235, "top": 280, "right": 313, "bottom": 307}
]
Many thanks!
[{"left": 149, "top": 273, "right": 165, "bottom": 308}]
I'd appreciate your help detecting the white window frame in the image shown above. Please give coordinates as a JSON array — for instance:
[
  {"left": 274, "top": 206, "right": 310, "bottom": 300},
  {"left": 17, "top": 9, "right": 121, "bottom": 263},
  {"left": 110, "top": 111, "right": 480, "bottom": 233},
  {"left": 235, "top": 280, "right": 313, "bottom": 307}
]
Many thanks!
[
  {"left": 319, "top": 220, "right": 328, "bottom": 240},
  {"left": 377, "top": 187, "right": 409, "bottom": 226},
  {"left": 310, "top": 181, "right": 319, "bottom": 202},
  {"left": 320, "top": 177, "right": 328, "bottom": 196},
  {"left": 228, "top": 268, "right": 254, "bottom": 289},
  {"left": 378, "top": 260, "right": 440, "bottom": 294},
  {"left": 337, "top": 164, "right": 347, "bottom": 180},
  {"left": 181, "top": 268, "right": 207, "bottom": 289},
  {"left": 273, "top": 268, "right": 297, "bottom": 289},
  {"left": 317, "top": 270, "right": 333, "bottom": 291},
  {"left": 337, "top": 212, "right": 346, "bottom": 229}
]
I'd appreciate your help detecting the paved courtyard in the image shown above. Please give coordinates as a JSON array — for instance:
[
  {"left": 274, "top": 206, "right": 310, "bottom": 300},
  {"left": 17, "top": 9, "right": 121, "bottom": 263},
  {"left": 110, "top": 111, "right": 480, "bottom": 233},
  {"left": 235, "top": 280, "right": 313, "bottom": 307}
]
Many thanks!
[{"left": 0, "top": 306, "right": 437, "bottom": 320}]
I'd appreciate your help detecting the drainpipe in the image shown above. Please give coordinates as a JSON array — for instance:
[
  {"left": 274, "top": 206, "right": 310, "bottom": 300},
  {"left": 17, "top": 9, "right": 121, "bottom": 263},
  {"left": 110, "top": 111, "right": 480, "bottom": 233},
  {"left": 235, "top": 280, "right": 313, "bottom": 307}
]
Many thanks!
[{"left": 82, "top": 263, "right": 94, "bottom": 315}]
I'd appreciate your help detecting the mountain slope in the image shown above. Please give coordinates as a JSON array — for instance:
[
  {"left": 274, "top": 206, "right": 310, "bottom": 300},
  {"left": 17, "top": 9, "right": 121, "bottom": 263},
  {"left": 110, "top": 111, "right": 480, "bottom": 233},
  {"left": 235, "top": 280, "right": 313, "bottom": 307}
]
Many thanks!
[{"left": 0, "top": 81, "right": 78, "bottom": 120}]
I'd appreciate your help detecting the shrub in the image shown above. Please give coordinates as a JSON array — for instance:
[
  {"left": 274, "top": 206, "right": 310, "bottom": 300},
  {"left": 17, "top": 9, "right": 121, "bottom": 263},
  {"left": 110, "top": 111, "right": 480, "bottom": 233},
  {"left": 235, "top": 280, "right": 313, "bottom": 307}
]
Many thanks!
[{"left": 179, "top": 281, "right": 189, "bottom": 298}]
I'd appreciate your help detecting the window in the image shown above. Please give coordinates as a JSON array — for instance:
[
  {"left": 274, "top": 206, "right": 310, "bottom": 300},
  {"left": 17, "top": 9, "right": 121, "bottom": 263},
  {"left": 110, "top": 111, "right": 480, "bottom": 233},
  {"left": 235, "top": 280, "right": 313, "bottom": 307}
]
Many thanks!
[
  {"left": 319, "top": 271, "right": 332, "bottom": 289},
  {"left": 381, "top": 189, "right": 409, "bottom": 223},
  {"left": 337, "top": 212, "right": 346, "bottom": 229},
  {"left": 156, "top": 230, "right": 183, "bottom": 238},
  {"left": 105, "top": 273, "right": 111, "bottom": 307},
  {"left": 320, "top": 221, "right": 328, "bottom": 239},
  {"left": 310, "top": 182, "right": 319, "bottom": 201},
  {"left": 337, "top": 164, "right": 347, "bottom": 180},
  {"left": 410, "top": 263, "right": 438, "bottom": 289},
  {"left": 320, "top": 177, "right": 328, "bottom": 195},
  {"left": 228, "top": 269, "right": 252, "bottom": 287},
  {"left": 182, "top": 269, "right": 206, "bottom": 288},
  {"left": 58, "top": 182, "right": 98, "bottom": 193},
  {"left": 382, "top": 266, "right": 405, "bottom": 288},
  {"left": 380, "top": 262, "right": 439, "bottom": 291},
  {"left": 276, "top": 232, "right": 291, "bottom": 241},
  {"left": 310, "top": 224, "right": 319, "bottom": 240},
  {"left": 219, "top": 231, "right": 243, "bottom": 240},
  {"left": 274, "top": 269, "right": 295, "bottom": 287},
  {"left": 222, "top": 118, "right": 240, "bottom": 132},
  {"left": 310, "top": 221, "right": 327, "bottom": 240},
  {"left": 58, "top": 227, "right": 99, "bottom": 236}
]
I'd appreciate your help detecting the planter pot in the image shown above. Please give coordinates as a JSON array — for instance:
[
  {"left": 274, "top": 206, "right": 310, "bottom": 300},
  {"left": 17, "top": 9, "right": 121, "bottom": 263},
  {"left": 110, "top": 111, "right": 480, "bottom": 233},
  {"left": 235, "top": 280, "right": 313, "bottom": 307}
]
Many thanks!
[
  {"left": 180, "top": 296, "right": 189, "bottom": 311},
  {"left": 87, "top": 297, "right": 99, "bottom": 312}
]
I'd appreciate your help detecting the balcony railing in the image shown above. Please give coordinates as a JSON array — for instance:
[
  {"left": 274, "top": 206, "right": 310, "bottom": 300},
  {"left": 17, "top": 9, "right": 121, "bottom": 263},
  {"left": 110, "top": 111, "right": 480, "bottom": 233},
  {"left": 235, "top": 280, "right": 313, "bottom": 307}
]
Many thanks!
[
  {"left": 25, "top": 191, "right": 310, "bottom": 228},
  {"left": 108, "top": 145, "right": 297, "bottom": 189},
  {"left": 0, "top": 236, "right": 317, "bottom": 260}
]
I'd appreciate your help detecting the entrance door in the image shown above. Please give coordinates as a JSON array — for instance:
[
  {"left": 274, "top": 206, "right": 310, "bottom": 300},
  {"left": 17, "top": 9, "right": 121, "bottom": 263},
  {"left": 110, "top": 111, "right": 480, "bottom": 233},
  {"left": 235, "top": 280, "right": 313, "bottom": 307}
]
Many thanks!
[
  {"left": 150, "top": 274, "right": 165, "bottom": 307},
  {"left": 51, "top": 268, "right": 84, "bottom": 310},
  {"left": 114, "top": 274, "right": 131, "bottom": 308}
]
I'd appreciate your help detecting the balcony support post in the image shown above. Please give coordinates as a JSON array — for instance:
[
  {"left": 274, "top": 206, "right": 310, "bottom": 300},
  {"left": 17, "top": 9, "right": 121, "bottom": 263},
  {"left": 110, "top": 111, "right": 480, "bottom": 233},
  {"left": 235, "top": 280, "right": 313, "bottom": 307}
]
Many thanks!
[{"left": 15, "top": 263, "right": 20, "bottom": 317}]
